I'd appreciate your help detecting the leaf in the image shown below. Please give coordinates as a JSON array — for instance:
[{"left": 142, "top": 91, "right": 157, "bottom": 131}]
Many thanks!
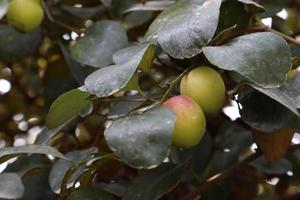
[
  {"left": 104, "top": 107, "right": 176, "bottom": 169},
  {"left": 113, "top": 43, "right": 156, "bottom": 73},
  {"left": 237, "top": 89, "right": 295, "bottom": 132},
  {"left": 61, "top": 5, "right": 106, "bottom": 19},
  {"left": 46, "top": 89, "right": 91, "bottom": 129},
  {"left": 0, "top": 145, "right": 66, "bottom": 160},
  {"left": 146, "top": 0, "right": 222, "bottom": 59},
  {"left": 66, "top": 187, "right": 115, "bottom": 200},
  {"left": 59, "top": 42, "right": 93, "bottom": 85},
  {"left": 251, "top": 157, "right": 292, "bottom": 174},
  {"left": 0, "top": 0, "right": 8, "bottom": 20},
  {"left": 203, "top": 32, "right": 292, "bottom": 88},
  {"left": 123, "top": 163, "right": 184, "bottom": 200},
  {"left": 34, "top": 126, "right": 64, "bottom": 144},
  {"left": 71, "top": 20, "right": 128, "bottom": 68},
  {"left": 235, "top": 0, "right": 264, "bottom": 12},
  {"left": 0, "top": 25, "right": 42, "bottom": 62},
  {"left": 84, "top": 43, "right": 156, "bottom": 97},
  {"left": 124, "top": 1, "right": 175, "bottom": 12},
  {"left": 49, "top": 147, "right": 98, "bottom": 193},
  {"left": 252, "top": 85, "right": 299, "bottom": 116},
  {"left": 0, "top": 173, "right": 24, "bottom": 199},
  {"left": 252, "top": 128, "right": 294, "bottom": 161}
]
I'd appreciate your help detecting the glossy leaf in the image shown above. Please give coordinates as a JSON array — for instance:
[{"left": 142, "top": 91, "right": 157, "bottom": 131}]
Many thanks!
[
  {"left": 0, "top": 173, "right": 24, "bottom": 199},
  {"left": 124, "top": 1, "right": 175, "bottom": 12},
  {"left": 146, "top": 0, "right": 222, "bottom": 59},
  {"left": 84, "top": 43, "right": 156, "bottom": 97},
  {"left": 46, "top": 89, "right": 91, "bottom": 129},
  {"left": 203, "top": 32, "right": 291, "bottom": 88},
  {"left": 71, "top": 20, "right": 128, "bottom": 68},
  {"left": 49, "top": 147, "right": 98, "bottom": 193},
  {"left": 237, "top": 89, "right": 294, "bottom": 132},
  {"left": 0, "top": 145, "right": 66, "bottom": 160},
  {"left": 104, "top": 107, "right": 176, "bottom": 169},
  {"left": 123, "top": 163, "right": 184, "bottom": 200},
  {"left": 67, "top": 187, "right": 115, "bottom": 200}
]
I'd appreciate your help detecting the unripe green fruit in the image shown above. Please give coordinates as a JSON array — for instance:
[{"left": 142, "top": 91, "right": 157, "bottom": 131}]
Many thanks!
[
  {"left": 180, "top": 67, "right": 225, "bottom": 116},
  {"left": 7, "top": 0, "right": 44, "bottom": 32},
  {"left": 162, "top": 95, "right": 206, "bottom": 148}
]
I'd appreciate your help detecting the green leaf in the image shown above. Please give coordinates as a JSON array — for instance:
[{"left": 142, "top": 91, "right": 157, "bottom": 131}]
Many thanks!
[
  {"left": 66, "top": 187, "right": 115, "bottom": 200},
  {"left": 237, "top": 89, "right": 295, "bottom": 132},
  {"left": 252, "top": 85, "right": 299, "bottom": 116},
  {"left": 46, "top": 89, "right": 91, "bottom": 129},
  {"left": 124, "top": 1, "right": 175, "bottom": 12},
  {"left": 113, "top": 43, "right": 156, "bottom": 73},
  {"left": 251, "top": 157, "right": 292, "bottom": 174},
  {"left": 0, "top": 25, "right": 41, "bottom": 62},
  {"left": 235, "top": 0, "right": 264, "bottom": 12},
  {"left": 0, "top": 145, "right": 66, "bottom": 160},
  {"left": 0, "top": 173, "right": 24, "bottom": 199},
  {"left": 84, "top": 43, "right": 156, "bottom": 97},
  {"left": 60, "top": 5, "right": 105, "bottom": 19},
  {"left": 0, "top": 0, "right": 8, "bottom": 20},
  {"left": 146, "top": 0, "right": 222, "bottom": 59},
  {"left": 123, "top": 163, "right": 184, "bottom": 200},
  {"left": 71, "top": 20, "right": 128, "bottom": 68},
  {"left": 49, "top": 147, "right": 97, "bottom": 193},
  {"left": 35, "top": 126, "right": 64, "bottom": 145},
  {"left": 104, "top": 107, "right": 176, "bottom": 169},
  {"left": 59, "top": 42, "right": 93, "bottom": 85},
  {"left": 203, "top": 32, "right": 292, "bottom": 88}
]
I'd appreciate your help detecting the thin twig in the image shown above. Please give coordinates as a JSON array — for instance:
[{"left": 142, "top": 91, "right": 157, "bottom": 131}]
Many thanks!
[
  {"left": 42, "top": 1, "right": 82, "bottom": 34},
  {"left": 182, "top": 144, "right": 300, "bottom": 200},
  {"left": 160, "top": 67, "right": 192, "bottom": 104}
]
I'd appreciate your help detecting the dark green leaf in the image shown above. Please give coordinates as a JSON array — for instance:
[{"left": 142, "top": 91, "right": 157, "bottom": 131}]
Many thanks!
[
  {"left": 35, "top": 126, "right": 64, "bottom": 145},
  {"left": 49, "top": 148, "right": 97, "bottom": 193},
  {"left": 66, "top": 187, "right": 115, "bottom": 200},
  {"left": 0, "top": 145, "right": 66, "bottom": 160},
  {"left": 104, "top": 107, "right": 176, "bottom": 169},
  {"left": 61, "top": 5, "right": 106, "bottom": 19},
  {"left": 46, "top": 89, "right": 91, "bottom": 129},
  {"left": 235, "top": 0, "right": 264, "bottom": 12},
  {"left": 84, "top": 43, "right": 155, "bottom": 97},
  {"left": 146, "top": 0, "right": 222, "bottom": 59},
  {"left": 123, "top": 163, "right": 184, "bottom": 200},
  {"left": 0, "top": 173, "right": 24, "bottom": 199},
  {"left": 124, "top": 1, "right": 175, "bottom": 12},
  {"left": 251, "top": 156, "right": 292, "bottom": 174},
  {"left": 237, "top": 89, "right": 294, "bottom": 132},
  {"left": 71, "top": 20, "right": 128, "bottom": 68},
  {"left": 59, "top": 42, "right": 93, "bottom": 85},
  {"left": 203, "top": 32, "right": 291, "bottom": 88},
  {"left": 0, "top": 25, "right": 41, "bottom": 62}
]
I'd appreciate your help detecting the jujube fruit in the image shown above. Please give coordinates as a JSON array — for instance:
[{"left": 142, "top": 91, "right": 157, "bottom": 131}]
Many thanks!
[
  {"left": 7, "top": 0, "right": 44, "bottom": 32},
  {"left": 162, "top": 95, "right": 206, "bottom": 148},
  {"left": 180, "top": 66, "right": 225, "bottom": 116}
]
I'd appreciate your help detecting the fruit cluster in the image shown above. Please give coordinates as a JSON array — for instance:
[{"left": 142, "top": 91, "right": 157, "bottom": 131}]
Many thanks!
[
  {"left": 162, "top": 67, "right": 225, "bottom": 148},
  {"left": 7, "top": 0, "right": 44, "bottom": 32}
]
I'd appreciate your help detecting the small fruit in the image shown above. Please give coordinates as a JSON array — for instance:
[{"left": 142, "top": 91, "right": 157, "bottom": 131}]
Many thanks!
[
  {"left": 7, "top": 0, "right": 44, "bottom": 32},
  {"left": 180, "top": 67, "right": 225, "bottom": 116},
  {"left": 162, "top": 95, "right": 206, "bottom": 148}
]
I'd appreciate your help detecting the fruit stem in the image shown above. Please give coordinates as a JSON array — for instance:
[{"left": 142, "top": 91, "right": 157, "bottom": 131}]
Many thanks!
[{"left": 160, "top": 67, "right": 192, "bottom": 104}]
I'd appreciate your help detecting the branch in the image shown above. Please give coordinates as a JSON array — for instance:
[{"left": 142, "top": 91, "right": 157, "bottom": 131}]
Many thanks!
[
  {"left": 182, "top": 144, "right": 300, "bottom": 200},
  {"left": 42, "top": 1, "right": 82, "bottom": 34}
]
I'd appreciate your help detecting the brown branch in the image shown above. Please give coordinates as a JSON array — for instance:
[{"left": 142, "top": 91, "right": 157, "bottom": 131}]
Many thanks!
[{"left": 182, "top": 144, "right": 300, "bottom": 200}]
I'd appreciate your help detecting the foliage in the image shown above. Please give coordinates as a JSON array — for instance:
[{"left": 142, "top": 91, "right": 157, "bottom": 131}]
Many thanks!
[{"left": 1, "top": 0, "right": 300, "bottom": 199}]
